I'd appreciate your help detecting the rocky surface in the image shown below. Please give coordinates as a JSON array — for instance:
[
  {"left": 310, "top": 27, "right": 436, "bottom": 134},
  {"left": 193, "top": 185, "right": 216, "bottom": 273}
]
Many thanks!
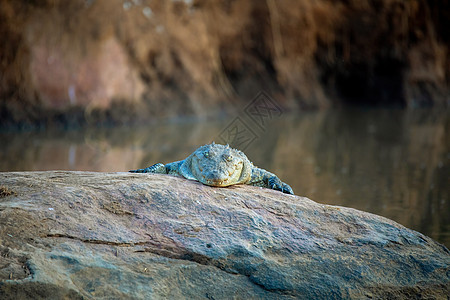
[
  {"left": 0, "top": 171, "right": 449, "bottom": 299},
  {"left": 1, "top": 0, "right": 449, "bottom": 127}
]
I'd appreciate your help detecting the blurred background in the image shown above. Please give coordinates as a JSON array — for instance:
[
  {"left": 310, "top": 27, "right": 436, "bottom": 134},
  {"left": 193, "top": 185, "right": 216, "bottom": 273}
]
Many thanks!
[{"left": 0, "top": 0, "right": 448, "bottom": 246}]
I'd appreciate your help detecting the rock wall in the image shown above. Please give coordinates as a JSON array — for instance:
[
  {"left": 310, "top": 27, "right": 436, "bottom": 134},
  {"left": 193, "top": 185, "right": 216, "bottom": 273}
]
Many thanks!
[
  {"left": 0, "top": 0, "right": 449, "bottom": 127},
  {"left": 0, "top": 171, "right": 449, "bottom": 298}
]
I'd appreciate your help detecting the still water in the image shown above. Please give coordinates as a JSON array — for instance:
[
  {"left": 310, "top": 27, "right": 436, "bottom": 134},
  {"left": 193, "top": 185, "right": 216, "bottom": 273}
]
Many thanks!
[{"left": 1, "top": 109, "right": 449, "bottom": 247}]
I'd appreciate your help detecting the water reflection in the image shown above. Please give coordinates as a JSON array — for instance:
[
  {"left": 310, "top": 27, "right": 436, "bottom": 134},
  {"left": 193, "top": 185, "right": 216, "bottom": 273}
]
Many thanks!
[{"left": 1, "top": 109, "right": 448, "bottom": 247}]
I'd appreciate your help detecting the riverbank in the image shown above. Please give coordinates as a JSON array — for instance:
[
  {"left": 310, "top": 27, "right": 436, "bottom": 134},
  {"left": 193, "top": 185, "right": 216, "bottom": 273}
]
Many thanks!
[{"left": 1, "top": 0, "right": 449, "bottom": 128}]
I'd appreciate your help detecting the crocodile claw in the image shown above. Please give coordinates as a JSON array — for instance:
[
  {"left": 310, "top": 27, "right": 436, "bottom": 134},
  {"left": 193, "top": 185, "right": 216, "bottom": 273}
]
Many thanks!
[{"left": 268, "top": 177, "right": 294, "bottom": 195}]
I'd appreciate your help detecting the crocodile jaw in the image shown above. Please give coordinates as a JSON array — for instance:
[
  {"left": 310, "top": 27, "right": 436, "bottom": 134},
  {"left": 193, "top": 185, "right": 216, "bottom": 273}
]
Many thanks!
[{"left": 192, "top": 156, "right": 244, "bottom": 187}]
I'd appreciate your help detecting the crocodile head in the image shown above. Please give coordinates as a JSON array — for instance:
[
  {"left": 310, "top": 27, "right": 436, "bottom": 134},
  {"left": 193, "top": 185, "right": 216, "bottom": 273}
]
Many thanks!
[{"left": 179, "top": 143, "right": 253, "bottom": 187}]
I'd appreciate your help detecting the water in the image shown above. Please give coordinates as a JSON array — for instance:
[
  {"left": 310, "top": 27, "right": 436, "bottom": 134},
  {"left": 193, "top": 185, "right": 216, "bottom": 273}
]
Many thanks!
[{"left": 1, "top": 108, "right": 449, "bottom": 247}]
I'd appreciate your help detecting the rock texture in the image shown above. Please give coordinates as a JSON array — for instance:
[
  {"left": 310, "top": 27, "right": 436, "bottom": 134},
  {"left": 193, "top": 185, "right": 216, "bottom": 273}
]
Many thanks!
[{"left": 0, "top": 171, "right": 449, "bottom": 299}]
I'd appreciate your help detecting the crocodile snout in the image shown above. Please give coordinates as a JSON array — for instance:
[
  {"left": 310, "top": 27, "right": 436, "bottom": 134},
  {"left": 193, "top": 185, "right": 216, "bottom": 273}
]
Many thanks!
[{"left": 202, "top": 170, "right": 232, "bottom": 187}]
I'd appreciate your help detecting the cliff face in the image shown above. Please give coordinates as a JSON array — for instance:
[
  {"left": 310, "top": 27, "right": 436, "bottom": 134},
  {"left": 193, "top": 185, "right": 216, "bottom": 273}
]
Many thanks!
[
  {"left": 0, "top": 171, "right": 449, "bottom": 299},
  {"left": 0, "top": 0, "right": 448, "bottom": 126}
]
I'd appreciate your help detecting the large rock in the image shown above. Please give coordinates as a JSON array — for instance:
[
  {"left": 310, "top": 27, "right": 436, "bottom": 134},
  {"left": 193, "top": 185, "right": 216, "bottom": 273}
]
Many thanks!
[{"left": 0, "top": 171, "right": 449, "bottom": 299}]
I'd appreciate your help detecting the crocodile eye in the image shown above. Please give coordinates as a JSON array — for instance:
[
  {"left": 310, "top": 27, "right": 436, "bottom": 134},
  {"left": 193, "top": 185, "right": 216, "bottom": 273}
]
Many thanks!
[{"left": 223, "top": 154, "right": 232, "bottom": 161}]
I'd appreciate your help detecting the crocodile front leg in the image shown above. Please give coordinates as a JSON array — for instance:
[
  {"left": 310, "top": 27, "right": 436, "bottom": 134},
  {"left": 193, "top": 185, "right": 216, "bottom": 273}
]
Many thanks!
[
  {"left": 248, "top": 167, "right": 294, "bottom": 195},
  {"left": 129, "top": 163, "right": 167, "bottom": 174},
  {"left": 129, "top": 160, "right": 183, "bottom": 175}
]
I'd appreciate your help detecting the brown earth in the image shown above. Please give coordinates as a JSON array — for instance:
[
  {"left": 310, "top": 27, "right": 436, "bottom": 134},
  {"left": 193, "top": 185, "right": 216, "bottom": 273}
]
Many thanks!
[
  {"left": 0, "top": 171, "right": 449, "bottom": 299},
  {"left": 0, "top": 0, "right": 449, "bottom": 128}
]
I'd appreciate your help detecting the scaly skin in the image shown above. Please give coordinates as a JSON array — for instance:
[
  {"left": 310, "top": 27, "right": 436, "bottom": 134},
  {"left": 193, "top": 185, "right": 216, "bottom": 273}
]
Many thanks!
[{"left": 130, "top": 143, "right": 294, "bottom": 194}]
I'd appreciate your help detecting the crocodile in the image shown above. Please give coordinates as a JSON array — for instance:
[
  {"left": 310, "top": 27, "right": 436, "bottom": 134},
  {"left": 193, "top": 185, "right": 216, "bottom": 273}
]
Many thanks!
[{"left": 130, "top": 143, "right": 294, "bottom": 194}]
